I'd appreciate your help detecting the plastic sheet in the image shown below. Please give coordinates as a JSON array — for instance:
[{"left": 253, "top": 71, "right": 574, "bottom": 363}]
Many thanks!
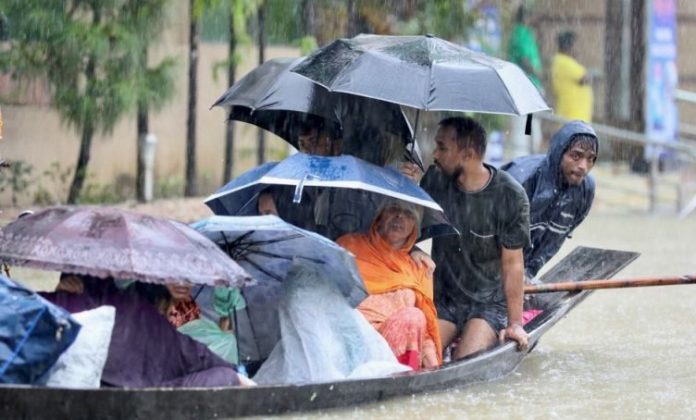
[
  {"left": 0, "top": 275, "right": 80, "bottom": 384},
  {"left": 253, "top": 260, "right": 409, "bottom": 385}
]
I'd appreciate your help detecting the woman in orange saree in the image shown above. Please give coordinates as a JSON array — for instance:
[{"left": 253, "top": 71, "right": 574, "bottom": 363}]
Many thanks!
[{"left": 337, "top": 200, "right": 441, "bottom": 370}]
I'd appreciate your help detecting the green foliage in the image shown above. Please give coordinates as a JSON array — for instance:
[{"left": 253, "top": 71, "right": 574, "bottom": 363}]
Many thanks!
[
  {"left": 1, "top": 0, "right": 177, "bottom": 202},
  {"left": 267, "top": 145, "right": 289, "bottom": 161},
  {"left": 3, "top": 0, "right": 138, "bottom": 135},
  {"left": 155, "top": 175, "right": 185, "bottom": 199},
  {"left": 77, "top": 182, "right": 122, "bottom": 204},
  {"left": 210, "top": 0, "right": 260, "bottom": 81},
  {"left": 264, "top": 0, "right": 304, "bottom": 43},
  {"left": 297, "top": 36, "right": 318, "bottom": 55},
  {"left": 34, "top": 161, "right": 73, "bottom": 205},
  {"left": 0, "top": 160, "right": 33, "bottom": 207},
  {"left": 416, "top": 0, "right": 478, "bottom": 41}
]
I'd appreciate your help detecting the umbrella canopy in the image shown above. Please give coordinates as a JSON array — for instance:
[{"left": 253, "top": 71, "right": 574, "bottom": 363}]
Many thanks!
[
  {"left": 191, "top": 215, "right": 367, "bottom": 307},
  {"left": 204, "top": 153, "right": 457, "bottom": 240},
  {"left": 291, "top": 34, "right": 550, "bottom": 115},
  {"left": 0, "top": 206, "right": 253, "bottom": 287},
  {"left": 211, "top": 57, "right": 421, "bottom": 166},
  {"left": 192, "top": 214, "right": 369, "bottom": 360}
]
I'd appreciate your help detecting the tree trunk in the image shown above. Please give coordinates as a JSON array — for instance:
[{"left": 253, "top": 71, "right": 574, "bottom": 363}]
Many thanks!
[
  {"left": 256, "top": 4, "right": 266, "bottom": 165},
  {"left": 302, "top": 0, "right": 316, "bottom": 39},
  {"left": 604, "top": 0, "right": 624, "bottom": 128},
  {"left": 629, "top": 0, "right": 646, "bottom": 133},
  {"left": 629, "top": 0, "right": 647, "bottom": 171},
  {"left": 136, "top": 44, "right": 148, "bottom": 202},
  {"left": 185, "top": 0, "right": 199, "bottom": 197},
  {"left": 347, "top": 0, "right": 359, "bottom": 37},
  {"left": 223, "top": 7, "right": 237, "bottom": 184},
  {"left": 136, "top": 104, "right": 148, "bottom": 202},
  {"left": 67, "top": 51, "right": 97, "bottom": 204}
]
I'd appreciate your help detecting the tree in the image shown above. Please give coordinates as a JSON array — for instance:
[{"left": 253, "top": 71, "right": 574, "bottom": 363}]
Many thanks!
[
  {"left": 123, "top": 0, "right": 177, "bottom": 202},
  {"left": 256, "top": 1, "right": 266, "bottom": 165},
  {"left": 219, "top": 0, "right": 258, "bottom": 183},
  {"left": 185, "top": 0, "right": 203, "bottom": 197},
  {"left": 0, "top": 0, "right": 153, "bottom": 203}
]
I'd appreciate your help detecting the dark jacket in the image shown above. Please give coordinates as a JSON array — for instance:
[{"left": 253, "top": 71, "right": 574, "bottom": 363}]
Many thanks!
[{"left": 501, "top": 120, "right": 597, "bottom": 278}]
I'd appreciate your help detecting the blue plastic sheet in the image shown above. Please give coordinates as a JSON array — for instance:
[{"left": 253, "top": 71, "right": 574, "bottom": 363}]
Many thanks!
[{"left": 0, "top": 275, "right": 80, "bottom": 384}]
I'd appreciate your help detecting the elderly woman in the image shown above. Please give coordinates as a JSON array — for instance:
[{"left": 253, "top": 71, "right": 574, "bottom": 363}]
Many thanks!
[{"left": 336, "top": 200, "right": 441, "bottom": 369}]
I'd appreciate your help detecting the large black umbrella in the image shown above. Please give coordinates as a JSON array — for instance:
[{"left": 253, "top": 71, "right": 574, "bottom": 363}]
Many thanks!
[
  {"left": 212, "top": 57, "right": 421, "bottom": 167},
  {"left": 291, "top": 34, "right": 550, "bottom": 115}
]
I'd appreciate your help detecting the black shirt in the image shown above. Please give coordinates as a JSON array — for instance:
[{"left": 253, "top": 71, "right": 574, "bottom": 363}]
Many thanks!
[{"left": 421, "top": 164, "right": 530, "bottom": 309}]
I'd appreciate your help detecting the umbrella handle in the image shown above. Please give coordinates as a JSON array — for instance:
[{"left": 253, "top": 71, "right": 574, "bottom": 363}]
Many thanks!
[
  {"left": 229, "top": 305, "right": 247, "bottom": 377},
  {"left": 294, "top": 174, "right": 320, "bottom": 203},
  {"left": 407, "top": 109, "right": 424, "bottom": 172}
]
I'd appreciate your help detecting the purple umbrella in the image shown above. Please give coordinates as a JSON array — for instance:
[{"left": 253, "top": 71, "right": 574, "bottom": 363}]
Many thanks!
[{"left": 0, "top": 206, "right": 253, "bottom": 287}]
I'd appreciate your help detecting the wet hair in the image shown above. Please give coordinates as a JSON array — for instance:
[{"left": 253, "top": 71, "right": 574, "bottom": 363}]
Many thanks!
[
  {"left": 565, "top": 134, "right": 599, "bottom": 162},
  {"left": 438, "top": 116, "right": 487, "bottom": 158},
  {"left": 558, "top": 31, "right": 576, "bottom": 51},
  {"left": 298, "top": 115, "right": 342, "bottom": 141}
]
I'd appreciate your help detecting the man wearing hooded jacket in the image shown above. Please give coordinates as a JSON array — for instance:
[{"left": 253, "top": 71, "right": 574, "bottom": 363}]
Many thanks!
[{"left": 501, "top": 120, "right": 598, "bottom": 281}]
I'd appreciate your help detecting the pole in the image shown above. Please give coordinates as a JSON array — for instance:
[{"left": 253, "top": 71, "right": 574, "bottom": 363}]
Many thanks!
[{"left": 524, "top": 274, "right": 696, "bottom": 294}]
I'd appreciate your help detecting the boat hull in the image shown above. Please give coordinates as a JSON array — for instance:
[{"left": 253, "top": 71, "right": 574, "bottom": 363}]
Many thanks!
[{"left": 0, "top": 247, "right": 638, "bottom": 419}]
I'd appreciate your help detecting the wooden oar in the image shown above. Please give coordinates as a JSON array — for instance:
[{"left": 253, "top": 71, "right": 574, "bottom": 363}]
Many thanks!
[{"left": 524, "top": 274, "right": 696, "bottom": 294}]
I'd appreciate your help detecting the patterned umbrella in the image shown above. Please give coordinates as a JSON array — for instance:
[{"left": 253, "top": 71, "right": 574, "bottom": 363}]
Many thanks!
[{"left": 0, "top": 206, "right": 253, "bottom": 287}]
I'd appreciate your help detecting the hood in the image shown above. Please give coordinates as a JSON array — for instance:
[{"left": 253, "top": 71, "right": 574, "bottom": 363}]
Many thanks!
[{"left": 546, "top": 120, "right": 598, "bottom": 184}]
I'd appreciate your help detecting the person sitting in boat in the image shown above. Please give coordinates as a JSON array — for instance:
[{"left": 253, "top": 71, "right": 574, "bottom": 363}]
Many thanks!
[
  {"left": 45, "top": 274, "right": 252, "bottom": 387},
  {"left": 337, "top": 199, "right": 442, "bottom": 369},
  {"left": 400, "top": 116, "right": 530, "bottom": 360}
]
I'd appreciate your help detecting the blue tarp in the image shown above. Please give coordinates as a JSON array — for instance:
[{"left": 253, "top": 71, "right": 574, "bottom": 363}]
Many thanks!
[{"left": 0, "top": 274, "right": 80, "bottom": 384}]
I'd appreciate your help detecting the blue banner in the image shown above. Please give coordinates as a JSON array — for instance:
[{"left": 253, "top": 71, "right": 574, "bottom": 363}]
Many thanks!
[{"left": 645, "top": 0, "right": 679, "bottom": 157}]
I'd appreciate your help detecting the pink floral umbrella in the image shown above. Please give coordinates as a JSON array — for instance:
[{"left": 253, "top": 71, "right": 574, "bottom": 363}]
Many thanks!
[{"left": 0, "top": 206, "right": 253, "bottom": 287}]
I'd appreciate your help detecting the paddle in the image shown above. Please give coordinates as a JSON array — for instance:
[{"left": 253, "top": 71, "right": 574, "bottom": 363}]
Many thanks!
[{"left": 525, "top": 274, "right": 696, "bottom": 294}]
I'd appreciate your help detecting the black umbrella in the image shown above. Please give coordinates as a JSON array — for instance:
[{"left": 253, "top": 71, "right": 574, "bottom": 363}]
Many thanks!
[
  {"left": 212, "top": 57, "right": 422, "bottom": 167},
  {"left": 291, "top": 34, "right": 551, "bottom": 115}
]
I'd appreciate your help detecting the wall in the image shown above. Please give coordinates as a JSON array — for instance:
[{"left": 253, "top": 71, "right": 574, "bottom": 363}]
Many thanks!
[{"left": 0, "top": 2, "right": 299, "bottom": 206}]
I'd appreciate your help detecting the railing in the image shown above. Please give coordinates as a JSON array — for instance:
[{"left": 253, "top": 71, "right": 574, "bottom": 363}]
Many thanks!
[{"left": 534, "top": 112, "right": 696, "bottom": 217}]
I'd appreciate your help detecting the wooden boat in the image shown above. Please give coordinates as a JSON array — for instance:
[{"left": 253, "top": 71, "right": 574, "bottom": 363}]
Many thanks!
[{"left": 0, "top": 247, "right": 638, "bottom": 420}]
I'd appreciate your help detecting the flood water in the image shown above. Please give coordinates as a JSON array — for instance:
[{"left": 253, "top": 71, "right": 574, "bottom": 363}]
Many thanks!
[
  {"left": 278, "top": 212, "right": 696, "bottom": 419},
  {"left": 10, "top": 203, "right": 695, "bottom": 419}
]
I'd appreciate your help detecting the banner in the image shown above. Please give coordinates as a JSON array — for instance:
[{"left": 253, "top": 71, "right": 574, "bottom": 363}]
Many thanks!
[{"left": 645, "top": 0, "right": 678, "bottom": 158}]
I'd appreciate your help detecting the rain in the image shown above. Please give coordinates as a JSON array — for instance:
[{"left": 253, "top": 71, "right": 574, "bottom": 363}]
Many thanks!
[{"left": 1, "top": 0, "right": 696, "bottom": 418}]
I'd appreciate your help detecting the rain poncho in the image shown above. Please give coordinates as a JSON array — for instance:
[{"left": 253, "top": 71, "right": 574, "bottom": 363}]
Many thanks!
[
  {"left": 502, "top": 121, "right": 597, "bottom": 278},
  {"left": 253, "top": 260, "right": 410, "bottom": 385}
]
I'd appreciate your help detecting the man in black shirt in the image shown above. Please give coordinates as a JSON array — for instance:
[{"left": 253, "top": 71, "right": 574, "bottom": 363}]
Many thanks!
[{"left": 406, "top": 117, "right": 530, "bottom": 359}]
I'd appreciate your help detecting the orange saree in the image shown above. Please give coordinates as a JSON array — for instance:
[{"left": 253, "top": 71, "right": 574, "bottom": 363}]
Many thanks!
[{"left": 337, "top": 224, "right": 442, "bottom": 368}]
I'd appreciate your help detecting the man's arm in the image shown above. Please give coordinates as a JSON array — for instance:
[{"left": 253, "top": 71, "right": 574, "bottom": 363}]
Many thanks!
[{"left": 499, "top": 246, "right": 528, "bottom": 350}]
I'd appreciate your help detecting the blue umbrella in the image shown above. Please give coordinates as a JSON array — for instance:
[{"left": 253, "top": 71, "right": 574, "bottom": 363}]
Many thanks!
[
  {"left": 191, "top": 215, "right": 367, "bottom": 307},
  {"left": 204, "top": 153, "right": 457, "bottom": 240},
  {"left": 191, "top": 214, "right": 370, "bottom": 361}
]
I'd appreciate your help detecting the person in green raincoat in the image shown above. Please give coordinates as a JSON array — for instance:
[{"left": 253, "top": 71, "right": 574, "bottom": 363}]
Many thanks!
[{"left": 507, "top": 5, "right": 544, "bottom": 157}]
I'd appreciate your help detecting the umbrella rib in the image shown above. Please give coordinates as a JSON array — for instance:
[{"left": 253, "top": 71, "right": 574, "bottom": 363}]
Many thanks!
[
  {"left": 220, "top": 231, "right": 258, "bottom": 261},
  {"left": 247, "top": 250, "right": 296, "bottom": 261},
  {"left": 246, "top": 233, "right": 304, "bottom": 246},
  {"left": 245, "top": 249, "right": 325, "bottom": 264},
  {"left": 243, "top": 257, "right": 284, "bottom": 282}
]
